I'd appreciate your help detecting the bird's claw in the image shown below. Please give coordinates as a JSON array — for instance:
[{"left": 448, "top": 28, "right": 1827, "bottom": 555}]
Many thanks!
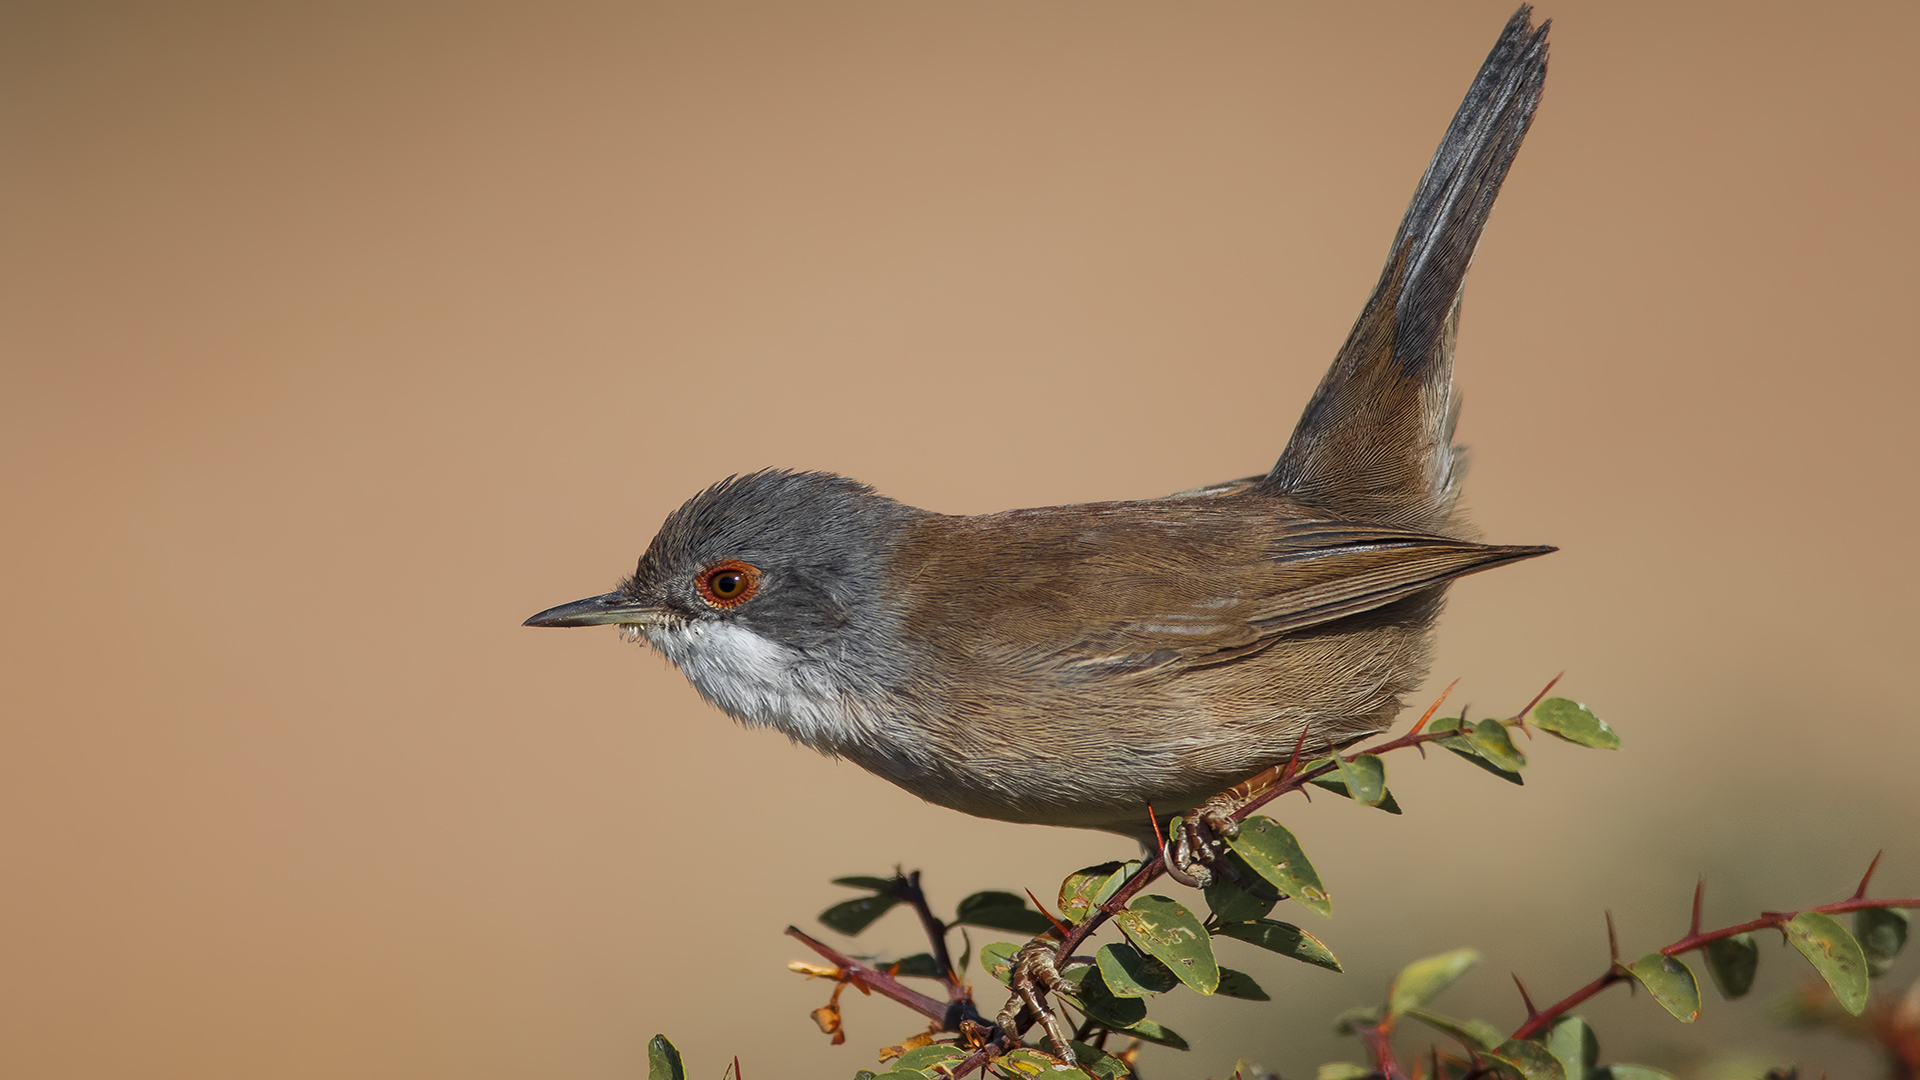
[
  {"left": 993, "top": 938, "right": 1076, "bottom": 1065},
  {"left": 1162, "top": 794, "right": 1241, "bottom": 888}
]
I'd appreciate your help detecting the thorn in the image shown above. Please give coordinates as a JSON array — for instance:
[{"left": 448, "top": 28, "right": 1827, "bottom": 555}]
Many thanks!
[
  {"left": 732, "top": 1056, "right": 743, "bottom": 1080},
  {"left": 1512, "top": 973, "right": 1540, "bottom": 1019},
  {"left": 1606, "top": 910, "right": 1620, "bottom": 965},
  {"left": 1411, "top": 679, "right": 1459, "bottom": 735},
  {"left": 1146, "top": 806, "right": 1168, "bottom": 857},
  {"left": 1691, "top": 877, "right": 1705, "bottom": 937},
  {"left": 1026, "top": 888, "right": 1071, "bottom": 937},
  {"left": 1515, "top": 672, "right": 1564, "bottom": 720},
  {"left": 1278, "top": 724, "right": 1313, "bottom": 784},
  {"left": 1853, "top": 850, "right": 1884, "bottom": 900}
]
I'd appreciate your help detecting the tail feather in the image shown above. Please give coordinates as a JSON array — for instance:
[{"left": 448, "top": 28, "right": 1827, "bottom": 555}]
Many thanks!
[{"left": 1266, "top": 6, "right": 1549, "bottom": 532}]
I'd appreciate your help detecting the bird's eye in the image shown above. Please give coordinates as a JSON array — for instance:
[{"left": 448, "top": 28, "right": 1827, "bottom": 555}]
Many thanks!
[{"left": 695, "top": 560, "right": 761, "bottom": 609}]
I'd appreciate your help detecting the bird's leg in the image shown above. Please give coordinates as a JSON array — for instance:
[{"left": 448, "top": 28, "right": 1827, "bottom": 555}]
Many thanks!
[
  {"left": 1163, "top": 792, "right": 1241, "bottom": 888},
  {"left": 993, "top": 938, "right": 1077, "bottom": 1065},
  {"left": 1162, "top": 760, "right": 1296, "bottom": 887}
]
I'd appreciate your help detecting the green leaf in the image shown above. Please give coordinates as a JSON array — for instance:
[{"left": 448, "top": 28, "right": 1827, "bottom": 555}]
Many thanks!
[
  {"left": 1067, "top": 1043, "right": 1132, "bottom": 1080},
  {"left": 1212, "top": 919, "right": 1343, "bottom": 972},
  {"left": 1094, "top": 941, "right": 1179, "bottom": 997},
  {"left": 1058, "top": 861, "right": 1126, "bottom": 924},
  {"left": 1784, "top": 911, "right": 1869, "bottom": 1015},
  {"left": 1704, "top": 933, "right": 1759, "bottom": 999},
  {"left": 954, "top": 891, "right": 1054, "bottom": 935},
  {"left": 1489, "top": 1038, "right": 1567, "bottom": 1080},
  {"left": 994, "top": 1047, "right": 1075, "bottom": 1076},
  {"left": 831, "top": 875, "right": 899, "bottom": 891},
  {"left": 1107, "top": 1018, "right": 1187, "bottom": 1050},
  {"left": 1470, "top": 719, "right": 1527, "bottom": 772},
  {"left": 1627, "top": 953, "right": 1701, "bottom": 1022},
  {"left": 1060, "top": 969, "right": 1151, "bottom": 1029},
  {"left": 1216, "top": 967, "right": 1270, "bottom": 1000},
  {"left": 1203, "top": 851, "right": 1282, "bottom": 921},
  {"left": 1436, "top": 724, "right": 1525, "bottom": 784},
  {"left": 1388, "top": 948, "right": 1481, "bottom": 1016},
  {"left": 892, "top": 1045, "right": 966, "bottom": 1072},
  {"left": 1317, "top": 1066, "right": 1371, "bottom": 1080},
  {"left": 1545, "top": 1016, "right": 1599, "bottom": 1076},
  {"left": 1855, "top": 907, "right": 1910, "bottom": 977},
  {"left": 819, "top": 893, "right": 901, "bottom": 936},
  {"left": 1592, "top": 1067, "right": 1678, "bottom": 1079},
  {"left": 1532, "top": 698, "right": 1621, "bottom": 749},
  {"left": 1405, "top": 1007, "right": 1505, "bottom": 1051},
  {"left": 979, "top": 941, "right": 1020, "bottom": 987},
  {"left": 1224, "top": 816, "right": 1332, "bottom": 917},
  {"left": 1335, "top": 754, "right": 1388, "bottom": 806},
  {"left": 885, "top": 952, "right": 943, "bottom": 979},
  {"left": 1114, "top": 894, "right": 1219, "bottom": 994},
  {"left": 647, "top": 1034, "right": 685, "bottom": 1080},
  {"left": 1308, "top": 777, "right": 1405, "bottom": 813}
]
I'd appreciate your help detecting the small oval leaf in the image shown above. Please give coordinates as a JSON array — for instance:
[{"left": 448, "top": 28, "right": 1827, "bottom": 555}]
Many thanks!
[
  {"left": 1066, "top": 1043, "right": 1132, "bottom": 1080},
  {"left": 1490, "top": 1037, "right": 1567, "bottom": 1080},
  {"left": 1533, "top": 698, "right": 1621, "bottom": 749},
  {"left": 1545, "top": 1016, "right": 1598, "bottom": 1076},
  {"left": 1703, "top": 933, "right": 1759, "bottom": 999},
  {"left": 1212, "top": 919, "right": 1342, "bottom": 971},
  {"left": 1627, "top": 953, "right": 1701, "bottom": 1022},
  {"left": 819, "top": 893, "right": 901, "bottom": 936},
  {"left": 1058, "top": 861, "right": 1126, "bottom": 924},
  {"left": 1470, "top": 719, "right": 1527, "bottom": 773},
  {"left": 1114, "top": 894, "right": 1219, "bottom": 994},
  {"left": 1224, "top": 816, "right": 1332, "bottom": 917},
  {"left": 1094, "top": 941, "right": 1179, "bottom": 997},
  {"left": 830, "top": 875, "right": 898, "bottom": 891},
  {"left": 647, "top": 1034, "right": 686, "bottom": 1080},
  {"left": 891, "top": 1045, "right": 966, "bottom": 1072},
  {"left": 1064, "top": 962, "right": 1154, "bottom": 1027},
  {"left": 1216, "top": 967, "right": 1270, "bottom": 1001},
  {"left": 1784, "top": 911, "right": 1870, "bottom": 1015},
  {"left": 1388, "top": 948, "right": 1481, "bottom": 1016},
  {"left": 979, "top": 941, "right": 1020, "bottom": 987},
  {"left": 1854, "top": 906, "right": 1910, "bottom": 977},
  {"left": 1335, "top": 754, "right": 1388, "bottom": 806},
  {"left": 953, "top": 890, "right": 1054, "bottom": 935},
  {"left": 1203, "top": 851, "right": 1281, "bottom": 922}
]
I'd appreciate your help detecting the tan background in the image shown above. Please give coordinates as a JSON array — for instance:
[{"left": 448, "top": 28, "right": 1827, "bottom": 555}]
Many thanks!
[{"left": 4, "top": 2, "right": 1916, "bottom": 1077}]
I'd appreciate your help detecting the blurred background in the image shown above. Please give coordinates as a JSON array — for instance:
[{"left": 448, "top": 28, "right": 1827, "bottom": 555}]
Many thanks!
[{"left": 4, "top": 1, "right": 1916, "bottom": 1077}]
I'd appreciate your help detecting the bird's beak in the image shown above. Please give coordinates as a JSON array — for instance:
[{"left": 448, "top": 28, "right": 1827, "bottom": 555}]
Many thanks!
[{"left": 522, "top": 591, "right": 668, "bottom": 628}]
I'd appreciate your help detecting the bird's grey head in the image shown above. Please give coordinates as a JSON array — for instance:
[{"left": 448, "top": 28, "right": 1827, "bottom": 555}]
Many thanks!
[
  {"left": 525, "top": 470, "right": 914, "bottom": 671},
  {"left": 627, "top": 470, "right": 911, "bottom": 647}
]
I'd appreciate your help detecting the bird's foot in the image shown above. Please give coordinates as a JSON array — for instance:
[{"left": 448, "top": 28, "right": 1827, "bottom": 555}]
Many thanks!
[
  {"left": 1162, "top": 792, "right": 1241, "bottom": 888},
  {"left": 993, "top": 938, "right": 1077, "bottom": 1065}
]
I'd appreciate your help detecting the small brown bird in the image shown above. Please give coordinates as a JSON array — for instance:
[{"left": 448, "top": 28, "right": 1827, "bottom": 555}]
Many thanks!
[{"left": 528, "top": 8, "right": 1553, "bottom": 849}]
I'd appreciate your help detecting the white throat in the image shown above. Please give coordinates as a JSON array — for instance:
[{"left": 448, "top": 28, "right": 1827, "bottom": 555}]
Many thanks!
[{"left": 637, "top": 620, "right": 876, "bottom": 754}]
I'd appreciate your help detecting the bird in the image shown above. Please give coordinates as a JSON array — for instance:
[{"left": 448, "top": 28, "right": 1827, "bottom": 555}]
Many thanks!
[{"left": 527, "top": 7, "right": 1553, "bottom": 853}]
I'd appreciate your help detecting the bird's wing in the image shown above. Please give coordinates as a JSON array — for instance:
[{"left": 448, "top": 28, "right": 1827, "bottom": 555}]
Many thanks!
[{"left": 1043, "top": 518, "right": 1551, "bottom": 676}]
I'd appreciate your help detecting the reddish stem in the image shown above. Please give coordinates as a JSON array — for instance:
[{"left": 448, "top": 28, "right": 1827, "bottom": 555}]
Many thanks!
[
  {"left": 785, "top": 926, "right": 951, "bottom": 1023},
  {"left": 1511, "top": 894, "right": 1920, "bottom": 1041}
]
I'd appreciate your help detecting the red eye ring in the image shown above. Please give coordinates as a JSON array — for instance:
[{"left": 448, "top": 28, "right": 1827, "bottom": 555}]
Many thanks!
[{"left": 695, "top": 560, "right": 761, "bottom": 609}]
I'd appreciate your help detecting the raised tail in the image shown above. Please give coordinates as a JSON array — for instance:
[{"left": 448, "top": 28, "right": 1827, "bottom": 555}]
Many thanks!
[{"left": 1265, "top": 6, "right": 1548, "bottom": 533}]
